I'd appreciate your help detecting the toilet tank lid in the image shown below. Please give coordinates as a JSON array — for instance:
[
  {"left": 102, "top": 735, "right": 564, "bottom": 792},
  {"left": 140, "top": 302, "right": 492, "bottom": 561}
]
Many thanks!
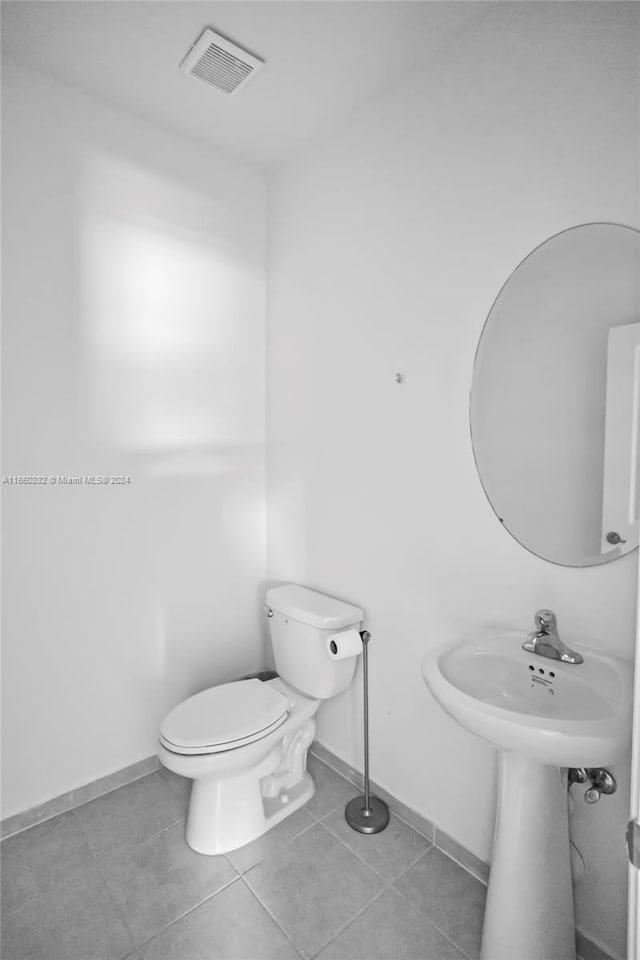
[{"left": 265, "top": 584, "right": 363, "bottom": 629}]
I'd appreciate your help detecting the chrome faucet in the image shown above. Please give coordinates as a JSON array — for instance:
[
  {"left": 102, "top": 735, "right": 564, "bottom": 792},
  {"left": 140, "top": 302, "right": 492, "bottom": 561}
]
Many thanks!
[{"left": 522, "top": 609, "right": 583, "bottom": 665}]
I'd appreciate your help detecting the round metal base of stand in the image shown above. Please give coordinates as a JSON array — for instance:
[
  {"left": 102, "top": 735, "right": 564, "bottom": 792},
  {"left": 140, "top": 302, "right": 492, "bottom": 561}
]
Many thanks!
[{"left": 345, "top": 796, "right": 390, "bottom": 834}]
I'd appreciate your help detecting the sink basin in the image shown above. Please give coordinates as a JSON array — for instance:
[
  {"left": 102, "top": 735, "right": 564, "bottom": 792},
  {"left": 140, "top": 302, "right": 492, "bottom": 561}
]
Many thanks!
[
  {"left": 421, "top": 630, "right": 634, "bottom": 960},
  {"left": 421, "top": 631, "right": 633, "bottom": 766}
]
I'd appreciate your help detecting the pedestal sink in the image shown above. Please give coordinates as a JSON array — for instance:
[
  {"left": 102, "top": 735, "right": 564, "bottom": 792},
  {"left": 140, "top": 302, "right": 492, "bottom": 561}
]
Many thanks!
[{"left": 421, "top": 631, "right": 633, "bottom": 960}]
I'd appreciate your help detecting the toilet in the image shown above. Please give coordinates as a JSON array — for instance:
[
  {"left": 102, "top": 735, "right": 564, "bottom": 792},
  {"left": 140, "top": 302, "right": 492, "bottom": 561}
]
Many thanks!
[{"left": 158, "top": 584, "right": 363, "bottom": 855}]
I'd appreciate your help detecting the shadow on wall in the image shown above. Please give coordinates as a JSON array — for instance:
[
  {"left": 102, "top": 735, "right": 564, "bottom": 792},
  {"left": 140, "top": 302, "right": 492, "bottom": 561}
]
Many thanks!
[
  {"left": 75, "top": 149, "right": 264, "bottom": 474},
  {"left": 70, "top": 147, "right": 270, "bottom": 690}
]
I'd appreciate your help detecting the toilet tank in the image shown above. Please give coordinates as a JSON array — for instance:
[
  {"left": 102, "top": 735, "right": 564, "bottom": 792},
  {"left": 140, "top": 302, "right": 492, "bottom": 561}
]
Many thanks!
[{"left": 265, "top": 584, "right": 363, "bottom": 699}]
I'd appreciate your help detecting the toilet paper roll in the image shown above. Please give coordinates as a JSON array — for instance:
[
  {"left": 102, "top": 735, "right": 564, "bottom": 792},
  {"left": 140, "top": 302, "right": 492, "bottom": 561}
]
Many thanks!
[{"left": 327, "top": 629, "right": 363, "bottom": 660}]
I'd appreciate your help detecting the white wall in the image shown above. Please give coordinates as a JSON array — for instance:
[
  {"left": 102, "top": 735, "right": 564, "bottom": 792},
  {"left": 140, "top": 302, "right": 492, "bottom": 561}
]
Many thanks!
[
  {"left": 1, "top": 62, "right": 267, "bottom": 819},
  {"left": 266, "top": 4, "right": 639, "bottom": 957}
]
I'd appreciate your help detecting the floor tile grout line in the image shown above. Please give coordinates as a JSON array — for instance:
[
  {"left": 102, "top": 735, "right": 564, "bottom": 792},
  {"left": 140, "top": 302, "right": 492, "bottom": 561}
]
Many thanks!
[
  {"left": 308, "top": 753, "right": 363, "bottom": 795},
  {"left": 0, "top": 800, "right": 77, "bottom": 842},
  {"left": 233, "top": 815, "right": 319, "bottom": 875},
  {"left": 390, "top": 811, "right": 434, "bottom": 845},
  {"left": 311, "top": 753, "right": 494, "bottom": 881},
  {"left": 243, "top": 865, "right": 386, "bottom": 960},
  {"left": 69, "top": 805, "right": 242, "bottom": 955},
  {"left": 319, "top": 798, "right": 422, "bottom": 832},
  {"left": 30, "top": 788, "right": 318, "bottom": 959},
  {"left": 317, "top": 800, "right": 435, "bottom": 852},
  {"left": 124, "top": 873, "right": 244, "bottom": 954},
  {"left": 309, "top": 755, "right": 436, "bottom": 846},
  {"left": 240, "top": 817, "right": 389, "bottom": 960},
  {"left": 239, "top": 875, "right": 311, "bottom": 958},
  {"left": 308, "top": 794, "right": 358, "bottom": 822},
  {"left": 0, "top": 817, "right": 132, "bottom": 943},
  {"left": 386, "top": 842, "right": 436, "bottom": 884},
  {"left": 291, "top": 812, "right": 395, "bottom": 885},
  {"left": 390, "top": 880, "right": 477, "bottom": 960},
  {"left": 137, "top": 872, "right": 242, "bottom": 951},
  {"left": 70, "top": 799, "right": 185, "bottom": 866},
  {"left": 156, "top": 767, "right": 193, "bottom": 811},
  {"left": 0, "top": 762, "right": 163, "bottom": 843},
  {"left": 69, "top": 805, "right": 139, "bottom": 958},
  {"left": 387, "top": 843, "right": 435, "bottom": 884},
  {"left": 71, "top": 769, "right": 183, "bottom": 814},
  {"left": 389, "top": 829, "right": 488, "bottom": 894},
  {"left": 237, "top": 875, "right": 306, "bottom": 959},
  {"left": 268, "top": 816, "right": 317, "bottom": 856},
  {"left": 318, "top": 814, "right": 435, "bottom": 885},
  {"left": 308, "top": 885, "right": 389, "bottom": 959},
  {"left": 433, "top": 831, "right": 489, "bottom": 886},
  {"left": 313, "top": 818, "right": 396, "bottom": 885},
  {"left": 311, "top": 753, "right": 491, "bottom": 880},
  {"left": 413, "top": 840, "right": 489, "bottom": 896}
]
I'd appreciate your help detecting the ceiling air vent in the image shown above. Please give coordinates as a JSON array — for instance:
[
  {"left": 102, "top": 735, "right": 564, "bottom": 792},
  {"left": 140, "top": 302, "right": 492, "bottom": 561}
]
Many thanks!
[{"left": 179, "top": 28, "right": 264, "bottom": 95}]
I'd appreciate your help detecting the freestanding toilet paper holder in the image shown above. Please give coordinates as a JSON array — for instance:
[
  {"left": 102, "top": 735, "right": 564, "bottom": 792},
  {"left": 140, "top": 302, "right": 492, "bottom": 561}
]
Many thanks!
[{"left": 345, "top": 630, "right": 390, "bottom": 834}]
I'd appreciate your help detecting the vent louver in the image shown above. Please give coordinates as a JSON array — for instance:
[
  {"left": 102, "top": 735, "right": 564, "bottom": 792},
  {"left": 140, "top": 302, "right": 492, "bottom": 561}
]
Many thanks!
[{"left": 179, "top": 28, "right": 264, "bottom": 95}]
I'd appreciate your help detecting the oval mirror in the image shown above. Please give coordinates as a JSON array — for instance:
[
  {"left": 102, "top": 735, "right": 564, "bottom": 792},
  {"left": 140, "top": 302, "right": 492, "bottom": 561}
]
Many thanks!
[{"left": 471, "top": 223, "right": 640, "bottom": 567}]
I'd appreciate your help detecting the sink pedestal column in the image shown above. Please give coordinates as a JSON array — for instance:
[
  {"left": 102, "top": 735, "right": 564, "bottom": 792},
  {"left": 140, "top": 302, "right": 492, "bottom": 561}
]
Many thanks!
[{"left": 480, "top": 753, "right": 575, "bottom": 960}]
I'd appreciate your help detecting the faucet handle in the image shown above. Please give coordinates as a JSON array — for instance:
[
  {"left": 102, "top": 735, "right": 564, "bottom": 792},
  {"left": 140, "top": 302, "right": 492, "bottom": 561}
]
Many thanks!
[
  {"left": 534, "top": 609, "right": 557, "bottom": 632},
  {"left": 568, "top": 767, "right": 588, "bottom": 786}
]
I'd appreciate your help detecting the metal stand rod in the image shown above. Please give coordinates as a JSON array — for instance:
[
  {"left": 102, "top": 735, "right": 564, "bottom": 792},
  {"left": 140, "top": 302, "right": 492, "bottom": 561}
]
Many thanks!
[
  {"left": 345, "top": 630, "right": 389, "bottom": 834},
  {"left": 363, "top": 633, "right": 370, "bottom": 811}
]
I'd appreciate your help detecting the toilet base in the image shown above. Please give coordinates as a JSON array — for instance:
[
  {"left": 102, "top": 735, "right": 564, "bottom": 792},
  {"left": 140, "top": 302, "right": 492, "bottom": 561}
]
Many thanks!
[
  {"left": 183, "top": 718, "right": 316, "bottom": 855},
  {"left": 186, "top": 769, "right": 314, "bottom": 855}
]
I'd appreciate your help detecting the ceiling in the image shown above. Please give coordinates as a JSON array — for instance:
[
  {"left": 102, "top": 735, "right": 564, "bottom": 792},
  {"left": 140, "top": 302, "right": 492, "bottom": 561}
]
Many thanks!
[{"left": 1, "top": 1, "right": 489, "bottom": 169}]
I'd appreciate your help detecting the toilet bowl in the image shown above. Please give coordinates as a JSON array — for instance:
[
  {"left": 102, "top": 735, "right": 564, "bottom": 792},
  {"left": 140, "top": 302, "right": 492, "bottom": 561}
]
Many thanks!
[
  {"left": 158, "top": 584, "right": 363, "bottom": 855},
  {"left": 159, "top": 677, "right": 319, "bottom": 854}
]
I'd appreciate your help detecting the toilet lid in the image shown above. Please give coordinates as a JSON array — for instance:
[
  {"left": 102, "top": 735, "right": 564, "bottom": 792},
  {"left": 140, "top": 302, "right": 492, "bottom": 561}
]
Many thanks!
[{"left": 160, "top": 679, "right": 290, "bottom": 755}]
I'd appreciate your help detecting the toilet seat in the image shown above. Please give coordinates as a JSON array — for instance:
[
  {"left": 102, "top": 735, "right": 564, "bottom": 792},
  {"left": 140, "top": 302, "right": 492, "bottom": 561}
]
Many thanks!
[{"left": 160, "top": 679, "right": 290, "bottom": 756}]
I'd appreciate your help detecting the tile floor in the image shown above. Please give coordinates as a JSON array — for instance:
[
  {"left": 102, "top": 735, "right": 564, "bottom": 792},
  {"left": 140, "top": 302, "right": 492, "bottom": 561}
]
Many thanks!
[{"left": 1, "top": 754, "right": 486, "bottom": 960}]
